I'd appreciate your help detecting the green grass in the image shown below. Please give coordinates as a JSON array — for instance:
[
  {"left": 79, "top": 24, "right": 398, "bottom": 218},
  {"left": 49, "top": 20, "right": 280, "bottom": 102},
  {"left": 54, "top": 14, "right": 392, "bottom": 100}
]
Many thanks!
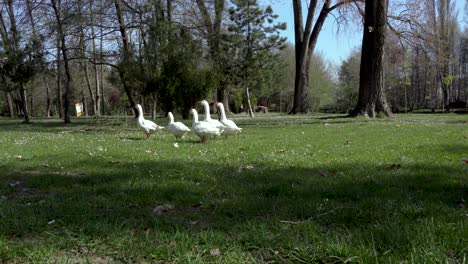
[{"left": 0, "top": 113, "right": 466, "bottom": 263}]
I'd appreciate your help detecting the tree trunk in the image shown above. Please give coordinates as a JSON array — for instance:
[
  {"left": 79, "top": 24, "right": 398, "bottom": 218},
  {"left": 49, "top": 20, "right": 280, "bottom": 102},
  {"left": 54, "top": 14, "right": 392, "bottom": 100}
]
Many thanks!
[
  {"left": 18, "top": 84, "right": 30, "bottom": 123},
  {"left": 152, "top": 93, "right": 157, "bottom": 120},
  {"left": 44, "top": 77, "right": 52, "bottom": 118},
  {"left": 81, "top": 90, "right": 88, "bottom": 117},
  {"left": 6, "top": 0, "right": 30, "bottom": 123},
  {"left": 351, "top": 0, "right": 392, "bottom": 117},
  {"left": 245, "top": 87, "right": 254, "bottom": 118},
  {"left": 52, "top": 0, "right": 72, "bottom": 123},
  {"left": 56, "top": 41, "right": 64, "bottom": 119},
  {"left": 217, "top": 85, "right": 230, "bottom": 113},
  {"left": 114, "top": 0, "right": 137, "bottom": 117},
  {"left": 196, "top": 0, "right": 228, "bottom": 109},
  {"left": 99, "top": 1, "right": 105, "bottom": 116},
  {"left": 5, "top": 91, "right": 14, "bottom": 118},
  {"left": 289, "top": 0, "right": 337, "bottom": 114},
  {"left": 78, "top": 0, "right": 96, "bottom": 116},
  {"left": 90, "top": 0, "right": 101, "bottom": 116}
]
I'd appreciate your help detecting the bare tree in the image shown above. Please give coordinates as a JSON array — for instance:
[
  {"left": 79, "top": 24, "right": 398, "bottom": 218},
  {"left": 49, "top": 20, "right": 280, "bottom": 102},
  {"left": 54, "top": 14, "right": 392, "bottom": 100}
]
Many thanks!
[
  {"left": 195, "top": 0, "right": 230, "bottom": 110},
  {"left": 290, "top": 0, "right": 355, "bottom": 114},
  {"left": 113, "top": 0, "right": 137, "bottom": 116},
  {"left": 51, "top": 0, "right": 73, "bottom": 123},
  {"left": 1, "top": 0, "right": 31, "bottom": 122}
]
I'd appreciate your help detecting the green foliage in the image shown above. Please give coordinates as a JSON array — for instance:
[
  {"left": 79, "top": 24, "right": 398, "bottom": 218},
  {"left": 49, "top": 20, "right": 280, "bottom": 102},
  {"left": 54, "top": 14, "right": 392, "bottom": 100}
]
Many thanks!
[
  {"left": 442, "top": 74, "right": 454, "bottom": 86},
  {"left": 308, "top": 53, "right": 334, "bottom": 112},
  {"left": 0, "top": 36, "right": 44, "bottom": 87},
  {"left": 334, "top": 49, "right": 361, "bottom": 113},
  {"left": 226, "top": 0, "right": 286, "bottom": 106},
  {"left": 0, "top": 114, "right": 466, "bottom": 262},
  {"left": 158, "top": 27, "right": 211, "bottom": 118}
]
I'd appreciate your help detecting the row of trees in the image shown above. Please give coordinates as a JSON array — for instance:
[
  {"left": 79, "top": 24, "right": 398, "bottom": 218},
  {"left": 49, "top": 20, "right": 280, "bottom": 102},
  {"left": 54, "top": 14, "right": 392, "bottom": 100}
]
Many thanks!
[
  {"left": 0, "top": 0, "right": 465, "bottom": 123},
  {"left": 0, "top": 0, "right": 287, "bottom": 123},
  {"left": 334, "top": 0, "right": 467, "bottom": 114}
]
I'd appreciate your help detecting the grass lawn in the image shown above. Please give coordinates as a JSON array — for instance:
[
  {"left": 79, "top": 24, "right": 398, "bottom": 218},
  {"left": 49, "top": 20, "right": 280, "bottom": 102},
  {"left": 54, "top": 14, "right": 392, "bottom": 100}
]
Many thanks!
[{"left": 0, "top": 113, "right": 466, "bottom": 263}]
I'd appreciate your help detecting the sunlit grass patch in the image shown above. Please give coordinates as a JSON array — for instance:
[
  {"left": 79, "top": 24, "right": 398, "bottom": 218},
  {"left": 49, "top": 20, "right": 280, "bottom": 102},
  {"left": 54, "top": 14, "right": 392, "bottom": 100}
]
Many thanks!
[{"left": 0, "top": 113, "right": 466, "bottom": 262}]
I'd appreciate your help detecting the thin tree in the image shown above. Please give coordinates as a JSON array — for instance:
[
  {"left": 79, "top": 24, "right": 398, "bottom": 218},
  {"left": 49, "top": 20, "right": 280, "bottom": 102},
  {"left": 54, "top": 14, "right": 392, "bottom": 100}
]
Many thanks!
[
  {"left": 290, "top": 0, "right": 354, "bottom": 114},
  {"left": 351, "top": 0, "right": 392, "bottom": 117},
  {"left": 51, "top": 0, "right": 73, "bottom": 123},
  {"left": 2, "top": 0, "right": 31, "bottom": 122},
  {"left": 195, "top": 0, "right": 230, "bottom": 110},
  {"left": 113, "top": 0, "right": 137, "bottom": 116}
]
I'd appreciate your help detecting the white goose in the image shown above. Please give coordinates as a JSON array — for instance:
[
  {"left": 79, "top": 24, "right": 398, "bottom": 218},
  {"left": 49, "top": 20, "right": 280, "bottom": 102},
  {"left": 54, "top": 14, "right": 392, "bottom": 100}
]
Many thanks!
[
  {"left": 216, "top": 102, "right": 242, "bottom": 137},
  {"left": 200, "top": 100, "right": 225, "bottom": 133},
  {"left": 136, "top": 104, "right": 164, "bottom": 139},
  {"left": 167, "top": 112, "right": 191, "bottom": 140},
  {"left": 190, "top": 108, "right": 221, "bottom": 143}
]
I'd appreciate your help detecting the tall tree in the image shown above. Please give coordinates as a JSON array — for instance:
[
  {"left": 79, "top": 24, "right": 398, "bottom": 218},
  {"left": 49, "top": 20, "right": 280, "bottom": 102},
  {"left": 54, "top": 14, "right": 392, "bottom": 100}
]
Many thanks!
[
  {"left": 227, "top": 0, "right": 286, "bottom": 117},
  {"left": 51, "top": 0, "right": 73, "bottom": 123},
  {"left": 0, "top": 0, "right": 43, "bottom": 122},
  {"left": 351, "top": 0, "right": 392, "bottom": 117},
  {"left": 113, "top": 0, "right": 137, "bottom": 116},
  {"left": 290, "top": 0, "right": 353, "bottom": 114},
  {"left": 195, "top": 0, "right": 230, "bottom": 109}
]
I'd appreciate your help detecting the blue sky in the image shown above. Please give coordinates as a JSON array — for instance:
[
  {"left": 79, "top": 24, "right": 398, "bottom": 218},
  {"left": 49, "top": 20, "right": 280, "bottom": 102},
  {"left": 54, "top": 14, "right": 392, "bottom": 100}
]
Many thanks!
[{"left": 269, "top": 0, "right": 467, "bottom": 66}]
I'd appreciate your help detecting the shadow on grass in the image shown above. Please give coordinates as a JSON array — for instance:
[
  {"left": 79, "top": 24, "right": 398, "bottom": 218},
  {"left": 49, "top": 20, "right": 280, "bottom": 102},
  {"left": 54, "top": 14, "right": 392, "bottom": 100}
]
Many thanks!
[
  {"left": 1, "top": 157, "right": 465, "bottom": 258},
  {"left": 0, "top": 119, "right": 94, "bottom": 131}
]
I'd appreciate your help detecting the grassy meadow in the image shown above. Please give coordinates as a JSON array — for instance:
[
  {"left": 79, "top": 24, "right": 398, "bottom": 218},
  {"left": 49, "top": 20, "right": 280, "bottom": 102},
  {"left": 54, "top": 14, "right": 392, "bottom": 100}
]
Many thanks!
[{"left": 0, "top": 113, "right": 466, "bottom": 263}]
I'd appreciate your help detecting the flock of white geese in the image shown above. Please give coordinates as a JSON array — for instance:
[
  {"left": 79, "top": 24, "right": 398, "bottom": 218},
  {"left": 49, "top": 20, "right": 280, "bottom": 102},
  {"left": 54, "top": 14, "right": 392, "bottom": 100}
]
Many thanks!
[{"left": 136, "top": 100, "right": 242, "bottom": 143}]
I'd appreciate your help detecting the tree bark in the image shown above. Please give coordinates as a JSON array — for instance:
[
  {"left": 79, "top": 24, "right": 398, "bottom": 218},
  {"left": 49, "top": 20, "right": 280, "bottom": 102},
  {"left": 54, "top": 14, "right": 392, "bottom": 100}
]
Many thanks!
[
  {"left": 5, "top": 91, "right": 14, "bottom": 118},
  {"left": 56, "top": 40, "right": 64, "bottom": 119},
  {"left": 351, "top": 0, "right": 392, "bottom": 117},
  {"left": 52, "top": 0, "right": 73, "bottom": 123},
  {"left": 89, "top": 0, "right": 101, "bottom": 116},
  {"left": 78, "top": 0, "right": 96, "bottom": 116},
  {"left": 44, "top": 77, "right": 52, "bottom": 118},
  {"left": 245, "top": 87, "right": 254, "bottom": 118},
  {"left": 6, "top": 0, "right": 30, "bottom": 123},
  {"left": 152, "top": 93, "right": 157, "bottom": 120},
  {"left": 195, "top": 0, "right": 229, "bottom": 109},
  {"left": 81, "top": 90, "right": 88, "bottom": 117},
  {"left": 114, "top": 0, "right": 137, "bottom": 117},
  {"left": 289, "top": 0, "right": 342, "bottom": 114}
]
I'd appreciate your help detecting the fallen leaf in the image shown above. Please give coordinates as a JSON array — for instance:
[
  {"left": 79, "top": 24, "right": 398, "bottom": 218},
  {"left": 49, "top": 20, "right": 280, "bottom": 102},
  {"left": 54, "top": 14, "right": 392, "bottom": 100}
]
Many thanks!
[
  {"left": 191, "top": 203, "right": 203, "bottom": 212},
  {"left": 79, "top": 247, "right": 89, "bottom": 254},
  {"left": 153, "top": 204, "right": 175, "bottom": 215},
  {"left": 238, "top": 165, "right": 255, "bottom": 173},
  {"left": 9, "top": 181, "right": 20, "bottom": 187},
  {"left": 384, "top": 163, "right": 401, "bottom": 169},
  {"left": 209, "top": 248, "right": 221, "bottom": 256},
  {"left": 463, "top": 158, "right": 468, "bottom": 164}
]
